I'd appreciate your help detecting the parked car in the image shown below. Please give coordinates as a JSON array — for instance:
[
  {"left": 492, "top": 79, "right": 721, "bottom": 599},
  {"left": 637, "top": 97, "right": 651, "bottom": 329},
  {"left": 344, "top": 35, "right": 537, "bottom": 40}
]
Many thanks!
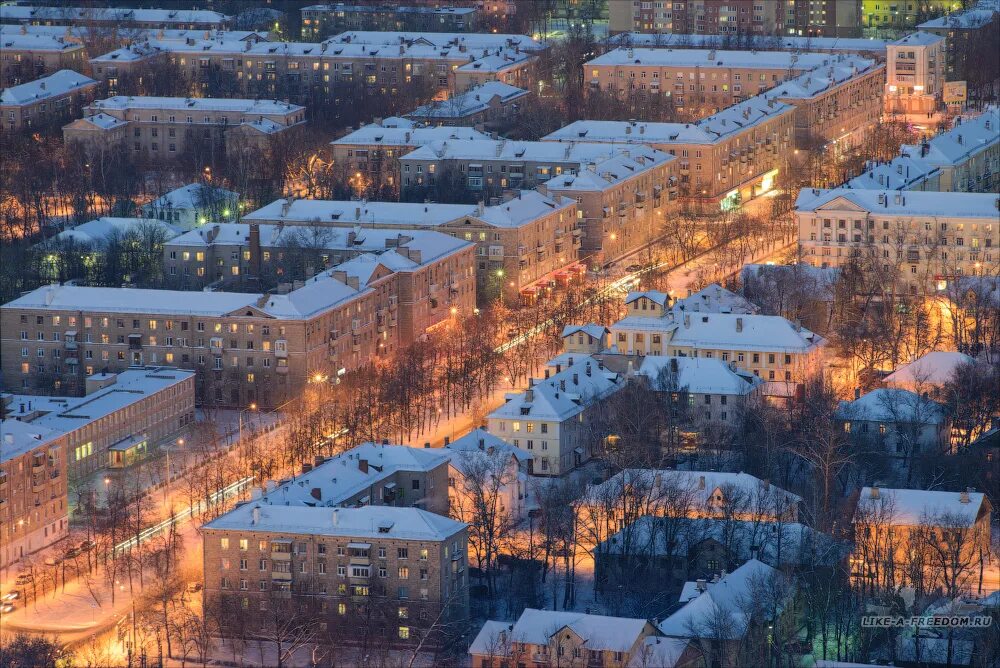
[
  {"left": 79, "top": 539, "right": 95, "bottom": 552},
  {"left": 0, "top": 603, "right": 14, "bottom": 614},
  {"left": 1, "top": 591, "right": 20, "bottom": 602},
  {"left": 14, "top": 574, "right": 31, "bottom": 586},
  {"left": 63, "top": 546, "right": 80, "bottom": 560},
  {"left": 43, "top": 556, "right": 61, "bottom": 567}
]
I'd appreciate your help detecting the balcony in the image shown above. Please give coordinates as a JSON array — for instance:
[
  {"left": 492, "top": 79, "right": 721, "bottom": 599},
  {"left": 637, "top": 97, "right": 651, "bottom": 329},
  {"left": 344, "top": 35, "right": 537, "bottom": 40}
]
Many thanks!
[
  {"left": 128, "top": 334, "right": 143, "bottom": 350},
  {"left": 274, "top": 339, "right": 288, "bottom": 358}
]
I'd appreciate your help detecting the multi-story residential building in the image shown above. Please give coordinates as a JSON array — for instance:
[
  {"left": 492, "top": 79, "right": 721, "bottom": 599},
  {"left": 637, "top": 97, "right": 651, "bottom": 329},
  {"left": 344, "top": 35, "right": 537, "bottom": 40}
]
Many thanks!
[
  {"left": 795, "top": 188, "right": 1000, "bottom": 293},
  {"left": 62, "top": 97, "right": 306, "bottom": 163},
  {"left": 585, "top": 47, "right": 830, "bottom": 114},
  {"left": 255, "top": 442, "right": 451, "bottom": 514},
  {"left": 406, "top": 81, "right": 530, "bottom": 129},
  {"left": 444, "top": 429, "right": 530, "bottom": 524},
  {"left": 329, "top": 120, "right": 492, "bottom": 191},
  {"left": 609, "top": 0, "right": 782, "bottom": 35},
  {"left": 544, "top": 95, "right": 795, "bottom": 209},
  {"left": 87, "top": 32, "right": 540, "bottom": 104},
  {"left": 0, "top": 34, "right": 86, "bottom": 86},
  {"left": 852, "top": 485, "right": 992, "bottom": 588},
  {"left": 1, "top": 235, "right": 473, "bottom": 407},
  {"left": 540, "top": 147, "right": 678, "bottom": 264},
  {"left": 242, "top": 191, "right": 579, "bottom": 301},
  {"left": 469, "top": 609, "right": 674, "bottom": 668},
  {"left": 486, "top": 355, "right": 625, "bottom": 475},
  {"left": 142, "top": 183, "right": 241, "bottom": 230},
  {"left": 884, "top": 31, "right": 945, "bottom": 114},
  {"left": 561, "top": 324, "right": 610, "bottom": 355},
  {"left": 0, "top": 24, "right": 270, "bottom": 48},
  {"left": 783, "top": 0, "right": 864, "bottom": 37},
  {"left": 861, "top": 0, "right": 964, "bottom": 31},
  {"left": 610, "top": 292, "right": 826, "bottom": 382},
  {"left": 882, "top": 350, "right": 974, "bottom": 395},
  {"left": 301, "top": 4, "right": 479, "bottom": 39},
  {"left": 919, "top": 8, "right": 999, "bottom": 82},
  {"left": 0, "top": 6, "right": 229, "bottom": 31},
  {"left": 0, "top": 419, "right": 68, "bottom": 571},
  {"left": 837, "top": 388, "right": 950, "bottom": 456},
  {"left": 202, "top": 504, "right": 468, "bottom": 648},
  {"left": 2, "top": 367, "right": 195, "bottom": 482},
  {"left": 845, "top": 156, "right": 944, "bottom": 191},
  {"left": 1, "top": 69, "right": 97, "bottom": 131},
  {"left": 896, "top": 107, "right": 1000, "bottom": 192},
  {"left": 608, "top": 31, "right": 890, "bottom": 58},
  {"left": 636, "top": 355, "right": 763, "bottom": 427}
]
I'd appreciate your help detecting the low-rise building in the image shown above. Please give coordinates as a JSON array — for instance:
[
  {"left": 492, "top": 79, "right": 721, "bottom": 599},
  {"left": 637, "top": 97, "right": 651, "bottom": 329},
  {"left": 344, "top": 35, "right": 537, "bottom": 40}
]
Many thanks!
[
  {"left": 444, "top": 428, "right": 530, "bottom": 524},
  {"left": 469, "top": 608, "right": 669, "bottom": 668},
  {"left": 837, "top": 388, "right": 950, "bottom": 457},
  {"left": 670, "top": 284, "right": 759, "bottom": 315},
  {"left": 884, "top": 32, "right": 945, "bottom": 115},
  {"left": 406, "top": 81, "right": 529, "bottom": 129},
  {"left": 0, "top": 6, "right": 229, "bottom": 30},
  {"left": 0, "top": 33, "right": 86, "bottom": 86},
  {"left": 897, "top": 107, "right": 1000, "bottom": 193},
  {"left": 142, "top": 183, "right": 241, "bottom": 230},
  {"left": 202, "top": 504, "right": 468, "bottom": 648},
  {"left": 487, "top": 355, "right": 625, "bottom": 476},
  {"left": 882, "top": 350, "right": 974, "bottom": 395},
  {"left": 63, "top": 97, "right": 306, "bottom": 163},
  {"left": 2, "top": 367, "right": 195, "bottom": 483},
  {"left": 300, "top": 4, "right": 479, "bottom": 39},
  {"left": 795, "top": 188, "right": 1000, "bottom": 294},
  {"left": 1, "top": 69, "right": 97, "bottom": 131},
  {"left": 606, "top": 32, "right": 889, "bottom": 58},
  {"left": 561, "top": 324, "right": 610, "bottom": 355},
  {"left": 0, "top": 419, "right": 68, "bottom": 570}
]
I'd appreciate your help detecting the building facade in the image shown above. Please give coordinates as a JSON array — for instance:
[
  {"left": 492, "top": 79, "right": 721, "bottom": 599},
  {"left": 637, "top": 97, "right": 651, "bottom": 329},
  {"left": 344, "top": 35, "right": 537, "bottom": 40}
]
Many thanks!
[
  {"left": 884, "top": 31, "right": 944, "bottom": 114},
  {"left": 300, "top": 4, "right": 479, "bottom": 38},
  {"left": 1, "top": 69, "right": 97, "bottom": 131},
  {"left": 0, "top": 34, "right": 85, "bottom": 86},
  {"left": 609, "top": 0, "right": 782, "bottom": 36}
]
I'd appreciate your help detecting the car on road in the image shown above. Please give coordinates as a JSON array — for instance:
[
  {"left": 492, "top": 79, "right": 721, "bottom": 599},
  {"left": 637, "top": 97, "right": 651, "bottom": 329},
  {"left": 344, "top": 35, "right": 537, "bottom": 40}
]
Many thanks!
[
  {"left": 625, "top": 264, "right": 643, "bottom": 273},
  {"left": 43, "top": 556, "right": 61, "bottom": 567},
  {"left": 79, "top": 539, "right": 95, "bottom": 552},
  {"left": 2, "top": 591, "right": 20, "bottom": 602},
  {"left": 14, "top": 574, "right": 32, "bottom": 586},
  {"left": 63, "top": 546, "right": 80, "bottom": 560},
  {"left": 0, "top": 603, "right": 14, "bottom": 614}
]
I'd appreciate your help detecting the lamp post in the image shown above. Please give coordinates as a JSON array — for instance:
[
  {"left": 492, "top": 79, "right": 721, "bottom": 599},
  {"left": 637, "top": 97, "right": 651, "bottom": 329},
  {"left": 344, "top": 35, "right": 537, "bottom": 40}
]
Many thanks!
[{"left": 238, "top": 403, "right": 258, "bottom": 446}]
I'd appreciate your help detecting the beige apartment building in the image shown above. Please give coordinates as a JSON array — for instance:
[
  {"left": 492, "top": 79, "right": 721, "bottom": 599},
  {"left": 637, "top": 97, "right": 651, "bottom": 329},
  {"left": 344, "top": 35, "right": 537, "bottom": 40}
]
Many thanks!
[
  {"left": 242, "top": 192, "right": 580, "bottom": 301},
  {"left": 897, "top": 107, "right": 1000, "bottom": 193},
  {"left": 0, "top": 238, "right": 472, "bottom": 407},
  {"left": 885, "top": 32, "right": 944, "bottom": 115},
  {"left": 585, "top": 47, "right": 830, "bottom": 115},
  {"left": 63, "top": 96, "right": 306, "bottom": 163},
  {"left": 0, "top": 6, "right": 229, "bottom": 30},
  {"left": 1, "top": 69, "right": 97, "bottom": 131},
  {"left": 796, "top": 188, "right": 1000, "bottom": 294},
  {"left": 0, "top": 33, "right": 86, "bottom": 86},
  {"left": 608, "top": 0, "right": 782, "bottom": 35},
  {"left": 2, "top": 367, "right": 195, "bottom": 482},
  {"left": 0, "top": 420, "right": 68, "bottom": 571},
  {"left": 541, "top": 148, "right": 678, "bottom": 264},
  {"left": 202, "top": 504, "right": 468, "bottom": 648}
]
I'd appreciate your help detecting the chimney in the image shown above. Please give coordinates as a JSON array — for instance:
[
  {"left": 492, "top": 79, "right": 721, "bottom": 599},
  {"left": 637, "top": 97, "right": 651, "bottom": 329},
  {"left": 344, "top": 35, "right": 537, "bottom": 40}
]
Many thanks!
[
  {"left": 585, "top": 362, "right": 592, "bottom": 377},
  {"left": 310, "top": 487, "right": 322, "bottom": 501},
  {"left": 249, "top": 223, "right": 261, "bottom": 277},
  {"left": 870, "top": 485, "right": 880, "bottom": 499},
  {"left": 444, "top": 436, "right": 450, "bottom": 445},
  {"left": 670, "top": 358, "right": 678, "bottom": 373},
  {"left": 251, "top": 506, "right": 260, "bottom": 525},
  {"left": 332, "top": 509, "right": 339, "bottom": 526},
  {"left": 736, "top": 317, "right": 743, "bottom": 333},
  {"left": 695, "top": 578, "right": 707, "bottom": 592},
  {"left": 573, "top": 373, "right": 579, "bottom": 385},
  {"left": 698, "top": 475, "right": 706, "bottom": 490},
  {"left": 683, "top": 314, "right": 691, "bottom": 329},
  {"left": 478, "top": 438, "right": 485, "bottom": 450},
  {"left": 525, "top": 388, "right": 534, "bottom": 402},
  {"left": 960, "top": 488, "right": 971, "bottom": 504},
  {"left": 359, "top": 459, "right": 369, "bottom": 473}
]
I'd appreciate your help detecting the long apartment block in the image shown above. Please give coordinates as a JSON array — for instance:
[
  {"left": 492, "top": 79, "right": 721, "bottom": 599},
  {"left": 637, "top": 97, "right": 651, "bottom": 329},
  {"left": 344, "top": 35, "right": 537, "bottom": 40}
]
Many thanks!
[
  {"left": 243, "top": 191, "right": 579, "bottom": 300},
  {"left": 0, "top": 33, "right": 86, "bottom": 86},
  {"left": 795, "top": 188, "right": 1000, "bottom": 294},
  {"left": 1, "top": 234, "right": 474, "bottom": 407},
  {"left": 63, "top": 96, "right": 306, "bottom": 160},
  {"left": 1, "top": 68, "right": 98, "bottom": 131},
  {"left": 0, "top": 6, "right": 229, "bottom": 30}
]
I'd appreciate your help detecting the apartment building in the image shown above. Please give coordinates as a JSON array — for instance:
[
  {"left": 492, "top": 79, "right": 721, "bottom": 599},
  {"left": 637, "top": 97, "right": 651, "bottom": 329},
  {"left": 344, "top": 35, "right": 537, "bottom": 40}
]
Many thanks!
[
  {"left": 0, "top": 34, "right": 85, "bottom": 86},
  {"left": 544, "top": 95, "right": 795, "bottom": 208},
  {"left": 0, "top": 6, "right": 229, "bottom": 30},
  {"left": 585, "top": 47, "right": 830, "bottom": 113},
  {"left": 202, "top": 504, "right": 468, "bottom": 648},
  {"left": 610, "top": 292, "right": 825, "bottom": 382},
  {"left": 636, "top": 355, "right": 763, "bottom": 427},
  {"left": 861, "top": 0, "right": 963, "bottom": 31},
  {"left": 406, "top": 81, "right": 530, "bottom": 128},
  {"left": 784, "top": 0, "right": 863, "bottom": 37},
  {"left": 1, "top": 69, "right": 97, "bottom": 131},
  {"left": 255, "top": 442, "right": 451, "bottom": 515},
  {"left": 795, "top": 188, "right": 1000, "bottom": 293},
  {"left": 608, "top": 0, "right": 782, "bottom": 35},
  {"left": 300, "top": 4, "right": 479, "bottom": 39},
  {"left": 608, "top": 31, "right": 890, "bottom": 58},
  {"left": 487, "top": 355, "right": 625, "bottom": 476},
  {"left": 445, "top": 429, "right": 529, "bottom": 524},
  {"left": 0, "top": 240, "right": 471, "bottom": 407},
  {"left": 469, "top": 609, "right": 672, "bottom": 668},
  {"left": 919, "top": 9, "right": 999, "bottom": 82},
  {"left": 62, "top": 97, "right": 306, "bottom": 163},
  {"left": 885, "top": 32, "right": 945, "bottom": 114},
  {"left": 329, "top": 120, "right": 492, "bottom": 190},
  {"left": 142, "top": 183, "right": 241, "bottom": 230},
  {"left": 0, "top": 419, "right": 68, "bottom": 571},
  {"left": 540, "top": 147, "right": 678, "bottom": 264},
  {"left": 242, "top": 192, "right": 578, "bottom": 301},
  {"left": 897, "top": 107, "right": 1000, "bottom": 192},
  {"left": 836, "top": 388, "right": 950, "bottom": 456},
  {"left": 2, "top": 367, "right": 195, "bottom": 482}
]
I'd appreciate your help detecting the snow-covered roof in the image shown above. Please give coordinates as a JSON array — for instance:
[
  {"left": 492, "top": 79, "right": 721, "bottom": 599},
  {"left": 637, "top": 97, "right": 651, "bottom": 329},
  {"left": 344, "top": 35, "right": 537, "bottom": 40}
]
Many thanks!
[
  {"left": 408, "top": 82, "right": 529, "bottom": 119},
  {"left": 844, "top": 156, "right": 940, "bottom": 191},
  {"left": 253, "top": 442, "right": 449, "bottom": 508},
  {"left": 5, "top": 367, "right": 193, "bottom": 436},
  {"left": 504, "top": 608, "right": 652, "bottom": 652},
  {"left": 583, "top": 469, "right": 802, "bottom": 510},
  {"left": 627, "top": 637, "right": 693, "bottom": 668},
  {"left": 476, "top": 191, "right": 575, "bottom": 228},
  {"left": 884, "top": 351, "right": 974, "bottom": 389},
  {"left": 0, "top": 6, "right": 228, "bottom": 25},
  {"left": 919, "top": 8, "right": 998, "bottom": 29},
  {"left": 325, "top": 30, "right": 544, "bottom": 52},
  {"left": 891, "top": 31, "right": 945, "bottom": 47},
  {"left": 47, "top": 217, "right": 182, "bottom": 247},
  {"left": 587, "top": 47, "right": 830, "bottom": 70},
  {"left": 561, "top": 324, "right": 609, "bottom": 341},
  {"left": 70, "top": 113, "right": 128, "bottom": 130},
  {"left": 836, "top": 388, "right": 946, "bottom": 424},
  {"left": 144, "top": 184, "right": 239, "bottom": 211},
  {"left": 767, "top": 55, "right": 882, "bottom": 101},
  {"left": 658, "top": 559, "right": 786, "bottom": 639},
  {"left": 402, "top": 139, "right": 633, "bottom": 163},
  {"left": 455, "top": 50, "right": 535, "bottom": 73},
  {"left": 467, "top": 620, "right": 516, "bottom": 656},
  {"left": 607, "top": 33, "right": 889, "bottom": 54},
  {"left": 543, "top": 148, "right": 674, "bottom": 192},
  {"left": 618, "top": 311, "right": 824, "bottom": 354},
  {"left": 672, "top": 284, "right": 758, "bottom": 315},
  {"left": 625, "top": 290, "right": 670, "bottom": 307},
  {"left": 488, "top": 355, "right": 623, "bottom": 423},
  {"left": 855, "top": 486, "right": 987, "bottom": 527},
  {"left": 0, "top": 419, "right": 64, "bottom": 463},
  {"left": 205, "top": 503, "right": 465, "bottom": 541},
  {"left": 331, "top": 123, "right": 491, "bottom": 147},
  {"left": 305, "top": 4, "right": 476, "bottom": 16},
  {"left": 244, "top": 199, "right": 476, "bottom": 228},
  {"left": 795, "top": 187, "right": 1000, "bottom": 219},
  {"left": 637, "top": 356, "right": 761, "bottom": 396},
  {"left": 91, "top": 96, "right": 303, "bottom": 115},
  {"left": 0, "top": 33, "right": 83, "bottom": 52},
  {"left": 898, "top": 107, "right": 1000, "bottom": 168},
  {"left": 446, "top": 428, "right": 533, "bottom": 462},
  {"left": 1, "top": 69, "right": 96, "bottom": 106}
]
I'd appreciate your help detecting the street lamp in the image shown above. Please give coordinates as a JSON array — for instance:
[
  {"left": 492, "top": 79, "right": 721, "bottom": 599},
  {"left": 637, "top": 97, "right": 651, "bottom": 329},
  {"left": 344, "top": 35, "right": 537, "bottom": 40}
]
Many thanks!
[{"left": 238, "top": 403, "right": 258, "bottom": 445}]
